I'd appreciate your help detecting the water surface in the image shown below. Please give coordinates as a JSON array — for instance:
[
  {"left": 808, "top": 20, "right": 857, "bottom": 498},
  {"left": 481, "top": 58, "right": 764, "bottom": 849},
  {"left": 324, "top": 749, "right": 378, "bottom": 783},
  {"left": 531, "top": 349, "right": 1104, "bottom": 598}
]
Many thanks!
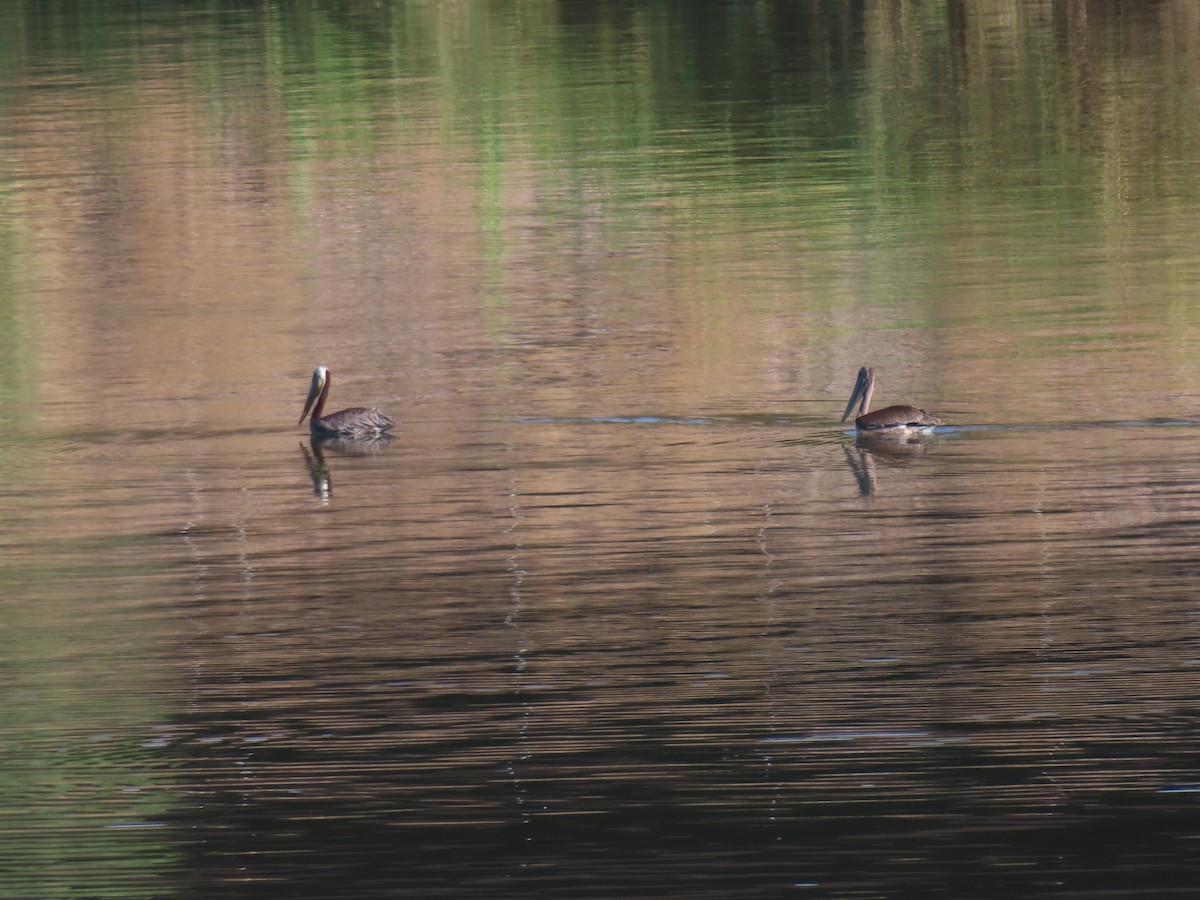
[{"left": 3, "top": 2, "right": 1200, "bottom": 897}]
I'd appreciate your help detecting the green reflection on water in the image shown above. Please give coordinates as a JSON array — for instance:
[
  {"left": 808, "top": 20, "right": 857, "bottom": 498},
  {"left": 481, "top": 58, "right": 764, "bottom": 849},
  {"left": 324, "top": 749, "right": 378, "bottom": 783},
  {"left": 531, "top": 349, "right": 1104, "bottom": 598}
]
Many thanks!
[
  {"left": 7, "top": 1, "right": 1197, "bottom": 249},
  {"left": 0, "top": 241, "right": 39, "bottom": 433},
  {"left": 0, "top": 562, "right": 179, "bottom": 898}
]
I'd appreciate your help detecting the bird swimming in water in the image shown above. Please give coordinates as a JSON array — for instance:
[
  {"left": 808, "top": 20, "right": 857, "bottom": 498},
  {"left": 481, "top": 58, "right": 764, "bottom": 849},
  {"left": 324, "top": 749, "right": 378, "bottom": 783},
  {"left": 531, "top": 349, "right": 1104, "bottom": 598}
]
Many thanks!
[
  {"left": 299, "top": 365, "right": 395, "bottom": 436},
  {"left": 841, "top": 366, "right": 941, "bottom": 433}
]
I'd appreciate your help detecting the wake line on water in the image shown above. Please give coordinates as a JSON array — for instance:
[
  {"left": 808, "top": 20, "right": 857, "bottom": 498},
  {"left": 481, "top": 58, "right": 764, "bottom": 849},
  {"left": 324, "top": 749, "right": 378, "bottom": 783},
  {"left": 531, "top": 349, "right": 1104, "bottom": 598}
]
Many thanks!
[{"left": 516, "top": 416, "right": 1200, "bottom": 434}]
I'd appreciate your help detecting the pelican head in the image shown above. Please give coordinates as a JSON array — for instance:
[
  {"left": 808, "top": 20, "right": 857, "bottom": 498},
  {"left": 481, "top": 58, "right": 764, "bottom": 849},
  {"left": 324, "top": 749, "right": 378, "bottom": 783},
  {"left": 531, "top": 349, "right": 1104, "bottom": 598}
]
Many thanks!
[
  {"left": 841, "top": 366, "right": 874, "bottom": 423},
  {"left": 299, "top": 365, "right": 329, "bottom": 426}
]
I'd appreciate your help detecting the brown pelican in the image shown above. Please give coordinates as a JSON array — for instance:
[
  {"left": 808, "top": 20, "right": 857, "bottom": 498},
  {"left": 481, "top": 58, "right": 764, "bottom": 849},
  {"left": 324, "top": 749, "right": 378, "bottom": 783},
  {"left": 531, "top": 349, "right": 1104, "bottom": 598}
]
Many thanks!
[
  {"left": 841, "top": 366, "right": 941, "bottom": 433},
  {"left": 299, "top": 365, "right": 395, "bottom": 436}
]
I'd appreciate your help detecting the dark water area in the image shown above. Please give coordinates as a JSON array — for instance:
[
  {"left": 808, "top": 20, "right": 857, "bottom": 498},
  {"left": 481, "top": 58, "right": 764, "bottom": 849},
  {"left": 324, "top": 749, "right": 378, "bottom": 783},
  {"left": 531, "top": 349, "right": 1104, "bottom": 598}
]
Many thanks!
[{"left": 2, "top": 1, "right": 1200, "bottom": 897}]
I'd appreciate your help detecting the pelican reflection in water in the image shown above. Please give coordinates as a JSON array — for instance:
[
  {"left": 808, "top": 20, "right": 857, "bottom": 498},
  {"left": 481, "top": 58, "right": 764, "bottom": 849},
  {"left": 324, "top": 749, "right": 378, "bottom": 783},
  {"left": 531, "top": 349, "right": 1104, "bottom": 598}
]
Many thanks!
[
  {"left": 299, "top": 365, "right": 395, "bottom": 436},
  {"left": 841, "top": 366, "right": 941, "bottom": 434},
  {"left": 843, "top": 433, "right": 942, "bottom": 496},
  {"left": 300, "top": 434, "right": 392, "bottom": 499}
]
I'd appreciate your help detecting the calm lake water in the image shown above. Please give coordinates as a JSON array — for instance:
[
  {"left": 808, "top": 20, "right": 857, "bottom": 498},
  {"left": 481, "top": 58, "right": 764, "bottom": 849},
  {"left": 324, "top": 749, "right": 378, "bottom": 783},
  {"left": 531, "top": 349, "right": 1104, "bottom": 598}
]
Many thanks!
[{"left": 3, "top": 1, "right": 1200, "bottom": 897}]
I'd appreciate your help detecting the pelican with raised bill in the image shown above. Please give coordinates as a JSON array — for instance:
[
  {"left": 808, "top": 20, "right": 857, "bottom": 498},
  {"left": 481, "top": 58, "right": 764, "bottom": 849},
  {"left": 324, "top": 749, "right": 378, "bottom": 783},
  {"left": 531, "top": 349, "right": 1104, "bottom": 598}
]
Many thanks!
[
  {"left": 299, "top": 365, "right": 395, "bottom": 436},
  {"left": 841, "top": 366, "right": 941, "bottom": 433}
]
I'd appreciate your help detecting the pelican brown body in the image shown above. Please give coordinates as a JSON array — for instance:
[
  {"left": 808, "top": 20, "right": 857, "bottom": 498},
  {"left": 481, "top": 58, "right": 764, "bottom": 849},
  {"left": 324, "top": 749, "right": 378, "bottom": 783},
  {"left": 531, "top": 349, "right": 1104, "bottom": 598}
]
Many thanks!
[
  {"left": 299, "top": 365, "right": 395, "bottom": 436},
  {"left": 841, "top": 366, "right": 941, "bottom": 432}
]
